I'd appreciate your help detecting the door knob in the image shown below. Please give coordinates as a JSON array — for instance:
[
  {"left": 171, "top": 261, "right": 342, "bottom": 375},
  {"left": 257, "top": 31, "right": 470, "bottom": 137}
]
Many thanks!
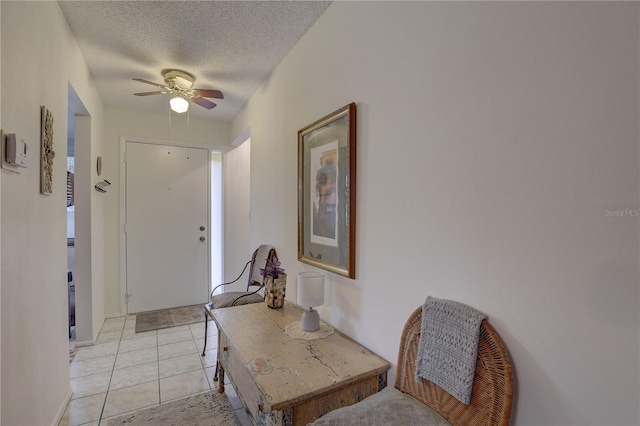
[
  {"left": 200, "top": 236, "right": 206, "bottom": 241},
  {"left": 200, "top": 226, "right": 205, "bottom": 231}
]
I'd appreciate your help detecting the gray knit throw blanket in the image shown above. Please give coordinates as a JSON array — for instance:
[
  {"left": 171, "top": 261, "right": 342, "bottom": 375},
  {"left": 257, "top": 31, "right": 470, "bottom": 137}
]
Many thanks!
[{"left": 416, "top": 296, "right": 487, "bottom": 405}]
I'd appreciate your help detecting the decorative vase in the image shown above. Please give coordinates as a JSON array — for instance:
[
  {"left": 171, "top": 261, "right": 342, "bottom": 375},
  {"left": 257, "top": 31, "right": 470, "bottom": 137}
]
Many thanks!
[{"left": 265, "top": 274, "right": 286, "bottom": 309}]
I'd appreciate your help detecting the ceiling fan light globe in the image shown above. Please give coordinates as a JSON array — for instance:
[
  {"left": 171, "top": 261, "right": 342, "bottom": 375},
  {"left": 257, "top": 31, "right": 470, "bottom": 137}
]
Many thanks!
[{"left": 170, "top": 96, "right": 189, "bottom": 113}]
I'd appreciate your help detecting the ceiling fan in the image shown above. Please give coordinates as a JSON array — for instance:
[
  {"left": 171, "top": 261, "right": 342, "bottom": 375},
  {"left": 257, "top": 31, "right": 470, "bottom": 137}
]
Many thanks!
[{"left": 132, "top": 69, "right": 224, "bottom": 113}]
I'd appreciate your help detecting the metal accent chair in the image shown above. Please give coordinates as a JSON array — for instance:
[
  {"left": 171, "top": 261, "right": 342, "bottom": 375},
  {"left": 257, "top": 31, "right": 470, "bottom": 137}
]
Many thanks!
[{"left": 202, "top": 245, "right": 277, "bottom": 363}]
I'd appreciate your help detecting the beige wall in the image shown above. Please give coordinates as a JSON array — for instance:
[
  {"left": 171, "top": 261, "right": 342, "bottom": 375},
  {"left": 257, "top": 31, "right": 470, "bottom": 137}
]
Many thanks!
[
  {"left": 1, "top": 1, "right": 105, "bottom": 424},
  {"left": 231, "top": 2, "right": 639, "bottom": 425}
]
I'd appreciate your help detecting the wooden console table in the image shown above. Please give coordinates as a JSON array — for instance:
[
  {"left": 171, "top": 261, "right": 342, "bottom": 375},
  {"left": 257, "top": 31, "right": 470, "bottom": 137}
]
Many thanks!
[{"left": 210, "top": 301, "right": 389, "bottom": 426}]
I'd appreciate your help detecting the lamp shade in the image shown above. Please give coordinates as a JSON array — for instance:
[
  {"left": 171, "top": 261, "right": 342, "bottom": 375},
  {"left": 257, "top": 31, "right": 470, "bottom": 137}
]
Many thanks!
[
  {"left": 297, "top": 272, "right": 325, "bottom": 308},
  {"left": 170, "top": 95, "right": 189, "bottom": 113}
]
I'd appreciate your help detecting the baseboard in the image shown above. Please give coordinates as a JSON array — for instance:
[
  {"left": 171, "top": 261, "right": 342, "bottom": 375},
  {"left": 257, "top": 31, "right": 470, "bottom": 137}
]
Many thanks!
[
  {"left": 74, "top": 339, "right": 95, "bottom": 348},
  {"left": 52, "top": 388, "right": 73, "bottom": 426},
  {"left": 105, "top": 311, "right": 125, "bottom": 319}
]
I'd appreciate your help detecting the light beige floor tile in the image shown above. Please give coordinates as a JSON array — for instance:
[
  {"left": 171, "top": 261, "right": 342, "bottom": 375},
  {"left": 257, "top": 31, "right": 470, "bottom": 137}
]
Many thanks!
[
  {"left": 122, "top": 329, "right": 156, "bottom": 341},
  {"left": 159, "top": 352, "right": 203, "bottom": 378},
  {"left": 102, "top": 381, "right": 160, "bottom": 419},
  {"left": 159, "top": 369, "right": 210, "bottom": 402},
  {"left": 120, "top": 327, "right": 137, "bottom": 340},
  {"left": 70, "top": 355, "right": 116, "bottom": 379},
  {"left": 189, "top": 321, "right": 205, "bottom": 331},
  {"left": 157, "top": 329, "right": 194, "bottom": 346},
  {"left": 204, "top": 366, "right": 218, "bottom": 390},
  {"left": 189, "top": 328, "right": 204, "bottom": 340},
  {"left": 200, "top": 347, "right": 218, "bottom": 369},
  {"left": 67, "top": 310, "right": 232, "bottom": 424},
  {"left": 157, "top": 325, "right": 190, "bottom": 334},
  {"left": 158, "top": 340, "right": 197, "bottom": 360},
  {"left": 117, "top": 334, "right": 157, "bottom": 354},
  {"left": 101, "top": 321, "right": 125, "bottom": 332},
  {"left": 95, "top": 330, "right": 122, "bottom": 344},
  {"left": 190, "top": 325, "right": 217, "bottom": 341},
  {"left": 70, "top": 371, "right": 111, "bottom": 399},
  {"left": 115, "top": 347, "right": 157, "bottom": 370},
  {"left": 195, "top": 336, "right": 213, "bottom": 353},
  {"left": 132, "top": 330, "right": 157, "bottom": 338},
  {"left": 73, "top": 342, "right": 119, "bottom": 362},
  {"left": 109, "top": 362, "right": 158, "bottom": 391},
  {"left": 58, "top": 392, "right": 106, "bottom": 426}
]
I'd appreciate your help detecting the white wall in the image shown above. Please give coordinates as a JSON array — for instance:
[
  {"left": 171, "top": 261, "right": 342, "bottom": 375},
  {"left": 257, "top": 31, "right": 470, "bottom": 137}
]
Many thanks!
[
  {"left": 231, "top": 2, "right": 639, "bottom": 425},
  {"left": 0, "top": 2, "right": 105, "bottom": 424},
  {"left": 102, "top": 106, "right": 231, "bottom": 315},
  {"left": 223, "top": 138, "right": 251, "bottom": 289}
]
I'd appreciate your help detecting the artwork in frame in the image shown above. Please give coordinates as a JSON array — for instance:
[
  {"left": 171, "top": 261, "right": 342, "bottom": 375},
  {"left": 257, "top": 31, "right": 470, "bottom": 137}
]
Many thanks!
[
  {"left": 298, "top": 103, "right": 356, "bottom": 278},
  {"left": 41, "top": 106, "right": 55, "bottom": 195}
]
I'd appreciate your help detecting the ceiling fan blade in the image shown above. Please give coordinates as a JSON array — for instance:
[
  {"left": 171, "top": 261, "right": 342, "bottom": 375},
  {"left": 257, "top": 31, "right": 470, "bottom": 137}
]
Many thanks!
[
  {"left": 133, "top": 91, "right": 168, "bottom": 96},
  {"left": 132, "top": 78, "right": 167, "bottom": 89},
  {"left": 192, "top": 89, "right": 224, "bottom": 99},
  {"left": 191, "top": 96, "right": 217, "bottom": 109}
]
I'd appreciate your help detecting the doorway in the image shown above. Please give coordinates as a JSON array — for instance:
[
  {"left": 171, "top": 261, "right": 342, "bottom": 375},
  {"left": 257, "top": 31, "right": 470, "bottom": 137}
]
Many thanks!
[
  {"left": 67, "top": 85, "right": 91, "bottom": 346},
  {"left": 67, "top": 119, "right": 75, "bottom": 339},
  {"left": 122, "top": 140, "right": 212, "bottom": 314}
]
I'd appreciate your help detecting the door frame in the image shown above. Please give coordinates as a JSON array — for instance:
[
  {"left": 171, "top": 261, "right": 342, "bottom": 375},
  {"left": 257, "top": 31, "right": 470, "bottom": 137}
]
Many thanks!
[{"left": 119, "top": 136, "right": 216, "bottom": 315}]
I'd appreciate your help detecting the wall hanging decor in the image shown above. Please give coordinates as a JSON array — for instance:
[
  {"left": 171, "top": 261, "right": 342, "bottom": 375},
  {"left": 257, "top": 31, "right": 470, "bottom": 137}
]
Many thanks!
[
  {"left": 40, "top": 106, "right": 55, "bottom": 195},
  {"left": 298, "top": 102, "right": 356, "bottom": 278},
  {"left": 94, "top": 179, "right": 111, "bottom": 193}
]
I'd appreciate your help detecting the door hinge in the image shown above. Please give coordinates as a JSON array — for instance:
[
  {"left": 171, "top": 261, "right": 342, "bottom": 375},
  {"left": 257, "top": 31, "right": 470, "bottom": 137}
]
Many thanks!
[
  {"left": 124, "top": 223, "right": 128, "bottom": 233},
  {"left": 125, "top": 292, "right": 132, "bottom": 303}
]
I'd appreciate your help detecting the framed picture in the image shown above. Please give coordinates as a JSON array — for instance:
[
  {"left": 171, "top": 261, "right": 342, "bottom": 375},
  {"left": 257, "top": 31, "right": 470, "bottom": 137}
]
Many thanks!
[
  {"left": 41, "top": 106, "right": 55, "bottom": 195},
  {"left": 298, "top": 103, "right": 356, "bottom": 278}
]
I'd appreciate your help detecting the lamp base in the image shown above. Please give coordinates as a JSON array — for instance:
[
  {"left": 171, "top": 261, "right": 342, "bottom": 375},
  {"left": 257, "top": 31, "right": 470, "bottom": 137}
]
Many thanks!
[{"left": 301, "top": 308, "right": 320, "bottom": 332}]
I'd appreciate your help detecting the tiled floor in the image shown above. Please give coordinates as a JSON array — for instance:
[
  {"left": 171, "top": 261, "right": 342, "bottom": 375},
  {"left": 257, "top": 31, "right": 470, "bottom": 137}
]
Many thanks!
[{"left": 60, "top": 314, "right": 253, "bottom": 426}]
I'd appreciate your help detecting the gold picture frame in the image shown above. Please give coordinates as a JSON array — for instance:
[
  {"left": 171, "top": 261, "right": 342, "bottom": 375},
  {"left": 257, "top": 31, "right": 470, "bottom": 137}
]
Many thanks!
[{"left": 298, "top": 103, "right": 356, "bottom": 278}]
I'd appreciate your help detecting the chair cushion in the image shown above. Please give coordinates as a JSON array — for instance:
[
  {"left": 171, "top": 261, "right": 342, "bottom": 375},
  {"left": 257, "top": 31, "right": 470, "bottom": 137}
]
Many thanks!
[
  {"left": 210, "top": 292, "right": 264, "bottom": 309},
  {"left": 308, "top": 387, "right": 450, "bottom": 426}
]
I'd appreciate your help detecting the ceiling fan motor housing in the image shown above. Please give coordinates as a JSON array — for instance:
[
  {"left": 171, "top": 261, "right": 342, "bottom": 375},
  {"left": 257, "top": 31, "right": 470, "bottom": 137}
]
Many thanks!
[{"left": 162, "top": 69, "right": 195, "bottom": 90}]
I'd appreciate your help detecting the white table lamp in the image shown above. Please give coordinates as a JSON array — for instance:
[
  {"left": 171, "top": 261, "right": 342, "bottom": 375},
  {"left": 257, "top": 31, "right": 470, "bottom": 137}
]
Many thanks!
[{"left": 297, "top": 271, "right": 325, "bottom": 332}]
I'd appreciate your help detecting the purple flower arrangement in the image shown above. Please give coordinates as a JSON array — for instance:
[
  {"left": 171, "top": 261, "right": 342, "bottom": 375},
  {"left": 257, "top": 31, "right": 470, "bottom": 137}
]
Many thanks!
[{"left": 260, "top": 257, "right": 285, "bottom": 279}]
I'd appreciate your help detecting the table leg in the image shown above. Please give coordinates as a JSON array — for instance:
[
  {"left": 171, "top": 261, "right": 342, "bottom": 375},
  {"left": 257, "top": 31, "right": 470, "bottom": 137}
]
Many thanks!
[{"left": 217, "top": 361, "right": 225, "bottom": 393}]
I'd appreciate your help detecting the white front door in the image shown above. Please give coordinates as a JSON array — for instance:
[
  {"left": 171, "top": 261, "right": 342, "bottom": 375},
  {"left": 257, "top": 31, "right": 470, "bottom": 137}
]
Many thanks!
[{"left": 125, "top": 141, "right": 210, "bottom": 313}]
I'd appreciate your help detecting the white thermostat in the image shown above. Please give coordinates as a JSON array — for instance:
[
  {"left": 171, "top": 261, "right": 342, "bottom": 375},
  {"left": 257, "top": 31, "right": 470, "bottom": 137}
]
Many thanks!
[{"left": 6, "top": 133, "right": 29, "bottom": 168}]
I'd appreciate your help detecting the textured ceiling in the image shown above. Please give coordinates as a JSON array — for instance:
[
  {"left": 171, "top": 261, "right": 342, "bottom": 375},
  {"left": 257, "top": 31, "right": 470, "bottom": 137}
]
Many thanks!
[{"left": 58, "top": 1, "right": 332, "bottom": 122}]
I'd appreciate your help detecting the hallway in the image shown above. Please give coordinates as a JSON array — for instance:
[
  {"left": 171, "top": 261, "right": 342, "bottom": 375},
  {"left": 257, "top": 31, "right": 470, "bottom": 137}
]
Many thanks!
[{"left": 61, "top": 315, "right": 252, "bottom": 425}]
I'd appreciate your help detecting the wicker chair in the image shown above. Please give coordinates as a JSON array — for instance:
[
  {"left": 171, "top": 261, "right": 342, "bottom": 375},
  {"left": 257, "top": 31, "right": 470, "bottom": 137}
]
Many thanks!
[
  {"left": 310, "top": 306, "right": 514, "bottom": 425},
  {"left": 395, "top": 307, "right": 514, "bottom": 425}
]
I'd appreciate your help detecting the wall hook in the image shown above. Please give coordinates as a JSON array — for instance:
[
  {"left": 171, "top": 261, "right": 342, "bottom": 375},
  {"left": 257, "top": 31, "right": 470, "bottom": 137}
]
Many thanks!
[{"left": 94, "top": 179, "right": 111, "bottom": 193}]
